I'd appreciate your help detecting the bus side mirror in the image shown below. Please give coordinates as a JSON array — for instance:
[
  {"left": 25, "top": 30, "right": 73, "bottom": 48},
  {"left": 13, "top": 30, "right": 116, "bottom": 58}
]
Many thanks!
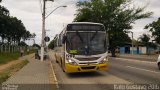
[{"left": 62, "top": 36, "right": 67, "bottom": 44}]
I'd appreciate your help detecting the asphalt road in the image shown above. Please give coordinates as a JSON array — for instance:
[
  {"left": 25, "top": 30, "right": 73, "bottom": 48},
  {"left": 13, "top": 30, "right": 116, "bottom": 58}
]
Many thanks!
[
  {"left": 109, "top": 58, "right": 160, "bottom": 84},
  {"left": 49, "top": 52, "right": 160, "bottom": 90}
]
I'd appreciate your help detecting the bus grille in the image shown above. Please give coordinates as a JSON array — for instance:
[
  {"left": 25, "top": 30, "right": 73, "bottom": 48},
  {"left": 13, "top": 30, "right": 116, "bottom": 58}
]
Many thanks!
[
  {"left": 76, "top": 57, "right": 100, "bottom": 61},
  {"left": 79, "top": 62, "right": 97, "bottom": 64},
  {"left": 81, "top": 66, "right": 96, "bottom": 70}
]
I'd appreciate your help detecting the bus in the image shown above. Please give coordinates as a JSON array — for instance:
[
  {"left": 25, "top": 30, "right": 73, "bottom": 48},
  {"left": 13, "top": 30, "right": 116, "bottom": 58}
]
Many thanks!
[{"left": 54, "top": 22, "right": 109, "bottom": 73}]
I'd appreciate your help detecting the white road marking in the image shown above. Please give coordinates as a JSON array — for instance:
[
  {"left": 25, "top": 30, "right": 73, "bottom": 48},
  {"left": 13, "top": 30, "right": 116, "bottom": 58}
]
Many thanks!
[
  {"left": 50, "top": 60, "right": 60, "bottom": 90},
  {"left": 126, "top": 66, "right": 160, "bottom": 74},
  {"left": 115, "top": 58, "right": 156, "bottom": 64}
]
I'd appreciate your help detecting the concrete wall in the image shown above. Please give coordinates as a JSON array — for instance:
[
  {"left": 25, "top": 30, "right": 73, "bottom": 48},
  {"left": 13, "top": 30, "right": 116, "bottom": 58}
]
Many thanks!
[
  {"left": 130, "top": 47, "right": 138, "bottom": 54},
  {"left": 139, "top": 47, "right": 147, "bottom": 54},
  {"left": 120, "top": 47, "right": 125, "bottom": 54}
]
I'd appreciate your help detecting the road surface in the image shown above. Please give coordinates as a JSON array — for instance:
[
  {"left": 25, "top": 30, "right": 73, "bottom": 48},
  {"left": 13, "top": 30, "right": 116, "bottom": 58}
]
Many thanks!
[
  {"left": 49, "top": 52, "right": 160, "bottom": 90},
  {"left": 109, "top": 58, "right": 160, "bottom": 84}
]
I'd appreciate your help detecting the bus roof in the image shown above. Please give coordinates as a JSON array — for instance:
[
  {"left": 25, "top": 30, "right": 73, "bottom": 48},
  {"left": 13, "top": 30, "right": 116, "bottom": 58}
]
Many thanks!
[
  {"left": 69, "top": 22, "right": 104, "bottom": 26},
  {"left": 59, "top": 22, "right": 105, "bottom": 33}
]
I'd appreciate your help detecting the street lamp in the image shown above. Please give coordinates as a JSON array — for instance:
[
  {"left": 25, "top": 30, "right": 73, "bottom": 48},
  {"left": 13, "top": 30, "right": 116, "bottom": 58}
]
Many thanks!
[
  {"left": 41, "top": 3, "right": 67, "bottom": 61},
  {"left": 45, "top": 5, "right": 67, "bottom": 19}
]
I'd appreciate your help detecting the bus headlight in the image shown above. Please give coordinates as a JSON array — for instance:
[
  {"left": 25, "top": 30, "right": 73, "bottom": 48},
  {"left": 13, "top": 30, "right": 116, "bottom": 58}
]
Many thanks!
[
  {"left": 68, "top": 59, "right": 77, "bottom": 65},
  {"left": 99, "top": 57, "right": 108, "bottom": 64}
]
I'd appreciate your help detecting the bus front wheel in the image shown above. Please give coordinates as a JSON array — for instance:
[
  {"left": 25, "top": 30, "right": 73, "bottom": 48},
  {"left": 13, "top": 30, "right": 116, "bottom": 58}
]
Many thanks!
[
  {"left": 61, "top": 60, "right": 65, "bottom": 72},
  {"left": 55, "top": 54, "right": 58, "bottom": 63}
]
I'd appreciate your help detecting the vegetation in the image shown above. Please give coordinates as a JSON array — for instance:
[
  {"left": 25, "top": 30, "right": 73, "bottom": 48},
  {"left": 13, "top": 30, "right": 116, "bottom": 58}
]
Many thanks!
[
  {"left": 32, "top": 44, "right": 41, "bottom": 49},
  {"left": 0, "top": 52, "right": 20, "bottom": 64},
  {"left": 48, "top": 39, "right": 56, "bottom": 49},
  {"left": 26, "top": 48, "right": 36, "bottom": 55},
  {"left": 0, "top": 1, "right": 35, "bottom": 45},
  {"left": 139, "top": 34, "right": 156, "bottom": 54},
  {"left": 74, "top": 0, "right": 152, "bottom": 57},
  {"left": 0, "top": 60, "right": 29, "bottom": 83},
  {"left": 139, "top": 34, "right": 150, "bottom": 45},
  {"left": 145, "top": 17, "right": 160, "bottom": 44},
  {"left": 0, "top": 49, "right": 35, "bottom": 64}
]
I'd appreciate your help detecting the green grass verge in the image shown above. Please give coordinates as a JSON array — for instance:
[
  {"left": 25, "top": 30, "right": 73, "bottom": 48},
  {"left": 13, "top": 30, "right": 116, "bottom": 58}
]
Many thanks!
[
  {"left": 0, "top": 52, "right": 20, "bottom": 64},
  {"left": 24, "top": 49, "right": 36, "bottom": 55},
  {"left": 0, "top": 49, "right": 36, "bottom": 64},
  {"left": 0, "top": 60, "right": 29, "bottom": 84}
]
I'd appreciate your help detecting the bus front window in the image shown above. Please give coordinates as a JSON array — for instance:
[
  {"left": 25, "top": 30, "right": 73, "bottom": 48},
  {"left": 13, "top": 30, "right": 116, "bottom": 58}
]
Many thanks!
[{"left": 66, "top": 32, "right": 107, "bottom": 55}]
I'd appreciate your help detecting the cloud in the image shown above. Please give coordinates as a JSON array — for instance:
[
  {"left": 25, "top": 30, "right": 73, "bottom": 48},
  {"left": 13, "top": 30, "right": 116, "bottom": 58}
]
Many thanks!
[
  {"left": 0, "top": 0, "right": 159, "bottom": 44},
  {"left": 128, "top": 0, "right": 160, "bottom": 39},
  {"left": 1, "top": 0, "right": 79, "bottom": 45}
]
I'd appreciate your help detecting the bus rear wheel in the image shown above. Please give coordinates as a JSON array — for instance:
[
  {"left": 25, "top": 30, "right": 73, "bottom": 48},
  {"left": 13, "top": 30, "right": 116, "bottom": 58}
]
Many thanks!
[
  {"left": 56, "top": 60, "right": 58, "bottom": 63},
  {"left": 55, "top": 55, "right": 58, "bottom": 63},
  {"left": 61, "top": 60, "right": 65, "bottom": 72}
]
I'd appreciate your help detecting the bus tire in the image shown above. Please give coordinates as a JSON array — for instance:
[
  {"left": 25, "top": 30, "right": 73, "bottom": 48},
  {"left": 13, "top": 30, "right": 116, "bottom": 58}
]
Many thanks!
[
  {"left": 61, "top": 60, "right": 65, "bottom": 72},
  {"left": 55, "top": 54, "right": 58, "bottom": 63},
  {"left": 62, "top": 64, "right": 65, "bottom": 72},
  {"left": 38, "top": 56, "right": 40, "bottom": 60},
  {"left": 158, "top": 63, "right": 160, "bottom": 70},
  {"left": 56, "top": 60, "right": 58, "bottom": 63}
]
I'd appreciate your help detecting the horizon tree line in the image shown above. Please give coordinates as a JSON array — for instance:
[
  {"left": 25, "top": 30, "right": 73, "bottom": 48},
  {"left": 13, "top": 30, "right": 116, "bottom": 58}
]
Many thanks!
[{"left": 0, "top": 0, "right": 35, "bottom": 46}]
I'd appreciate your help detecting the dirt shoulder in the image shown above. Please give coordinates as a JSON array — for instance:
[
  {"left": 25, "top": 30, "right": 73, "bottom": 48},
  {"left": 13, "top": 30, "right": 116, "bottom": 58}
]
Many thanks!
[
  {"left": 0, "top": 55, "right": 29, "bottom": 83},
  {"left": 0, "top": 60, "right": 23, "bottom": 73}
]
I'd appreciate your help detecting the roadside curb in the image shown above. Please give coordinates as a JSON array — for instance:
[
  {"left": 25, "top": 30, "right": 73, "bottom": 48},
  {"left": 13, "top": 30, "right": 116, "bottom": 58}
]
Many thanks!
[
  {"left": 49, "top": 61, "right": 59, "bottom": 90},
  {"left": 112, "top": 57, "right": 156, "bottom": 64}
]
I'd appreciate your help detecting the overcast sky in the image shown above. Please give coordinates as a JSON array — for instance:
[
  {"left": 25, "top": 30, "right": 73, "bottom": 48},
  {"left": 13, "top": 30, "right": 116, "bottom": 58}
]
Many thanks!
[{"left": 0, "top": 0, "right": 160, "bottom": 45}]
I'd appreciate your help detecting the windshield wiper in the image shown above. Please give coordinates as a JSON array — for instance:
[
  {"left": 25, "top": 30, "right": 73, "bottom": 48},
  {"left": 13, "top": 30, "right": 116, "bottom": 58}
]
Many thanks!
[
  {"left": 66, "top": 36, "right": 72, "bottom": 49},
  {"left": 76, "top": 31, "right": 84, "bottom": 43},
  {"left": 90, "top": 31, "right": 98, "bottom": 41}
]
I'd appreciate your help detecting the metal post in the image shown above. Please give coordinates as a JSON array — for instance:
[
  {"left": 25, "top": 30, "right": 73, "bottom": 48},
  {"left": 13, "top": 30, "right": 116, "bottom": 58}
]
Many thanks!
[
  {"left": 131, "top": 32, "right": 133, "bottom": 55},
  {"left": 9, "top": 45, "right": 10, "bottom": 52},
  {"left": 41, "top": 0, "right": 46, "bottom": 61}
]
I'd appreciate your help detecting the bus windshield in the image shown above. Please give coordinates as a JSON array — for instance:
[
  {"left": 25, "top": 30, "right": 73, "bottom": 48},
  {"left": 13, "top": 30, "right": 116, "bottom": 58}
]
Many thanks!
[{"left": 66, "top": 32, "right": 107, "bottom": 55}]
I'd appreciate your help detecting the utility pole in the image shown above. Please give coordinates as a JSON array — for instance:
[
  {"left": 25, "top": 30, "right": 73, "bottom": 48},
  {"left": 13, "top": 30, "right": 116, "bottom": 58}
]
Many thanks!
[
  {"left": 41, "top": 0, "right": 65, "bottom": 61},
  {"left": 127, "top": 31, "right": 134, "bottom": 55},
  {"left": 131, "top": 32, "right": 133, "bottom": 55},
  {"left": 41, "top": 0, "right": 46, "bottom": 61}
]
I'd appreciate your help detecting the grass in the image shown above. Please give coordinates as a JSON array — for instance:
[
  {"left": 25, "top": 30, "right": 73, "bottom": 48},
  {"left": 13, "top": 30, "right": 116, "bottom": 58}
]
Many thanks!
[
  {"left": 25, "top": 49, "right": 36, "bottom": 55},
  {"left": 0, "top": 49, "right": 35, "bottom": 64},
  {"left": 0, "top": 52, "right": 20, "bottom": 64},
  {"left": 0, "top": 49, "right": 34, "bottom": 83},
  {"left": 0, "top": 60, "right": 29, "bottom": 84}
]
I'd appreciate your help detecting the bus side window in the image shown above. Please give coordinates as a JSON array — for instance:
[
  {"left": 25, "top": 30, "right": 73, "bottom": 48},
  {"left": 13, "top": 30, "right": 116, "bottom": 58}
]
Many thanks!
[
  {"left": 62, "top": 35, "right": 67, "bottom": 44},
  {"left": 58, "top": 35, "right": 62, "bottom": 46}
]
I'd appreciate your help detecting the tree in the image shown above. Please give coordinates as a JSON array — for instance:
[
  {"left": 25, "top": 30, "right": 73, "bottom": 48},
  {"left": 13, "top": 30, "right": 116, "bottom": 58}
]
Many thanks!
[
  {"left": 0, "top": 4, "right": 10, "bottom": 43},
  {"left": 0, "top": 6, "right": 9, "bottom": 16},
  {"left": 0, "top": 13, "right": 31, "bottom": 45},
  {"left": 0, "top": 0, "right": 34, "bottom": 54},
  {"left": 18, "top": 41, "right": 28, "bottom": 46},
  {"left": 145, "top": 17, "right": 160, "bottom": 44},
  {"left": 139, "top": 34, "right": 150, "bottom": 44},
  {"left": 32, "top": 44, "right": 40, "bottom": 49},
  {"left": 7, "top": 17, "right": 28, "bottom": 44},
  {"left": 139, "top": 34, "right": 156, "bottom": 54},
  {"left": 48, "top": 39, "right": 56, "bottom": 49},
  {"left": 31, "top": 33, "right": 36, "bottom": 38},
  {"left": 74, "top": 0, "right": 152, "bottom": 57}
]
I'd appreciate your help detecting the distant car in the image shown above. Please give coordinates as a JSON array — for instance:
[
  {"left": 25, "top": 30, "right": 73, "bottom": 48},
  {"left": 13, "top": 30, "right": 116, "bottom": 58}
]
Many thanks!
[
  {"left": 35, "top": 50, "right": 49, "bottom": 60},
  {"left": 157, "top": 55, "right": 160, "bottom": 70}
]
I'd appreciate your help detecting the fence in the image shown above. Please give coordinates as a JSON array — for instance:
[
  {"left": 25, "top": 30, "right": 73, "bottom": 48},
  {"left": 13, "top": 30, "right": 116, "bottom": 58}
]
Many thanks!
[{"left": 0, "top": 45, "right": 27, "bottom": 53}]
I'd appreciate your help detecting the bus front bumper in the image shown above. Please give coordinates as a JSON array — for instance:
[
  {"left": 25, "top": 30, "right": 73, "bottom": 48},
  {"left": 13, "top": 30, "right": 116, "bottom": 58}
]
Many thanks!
[{"left": 64, "top": 63, "right": 108, "bottom": 73}]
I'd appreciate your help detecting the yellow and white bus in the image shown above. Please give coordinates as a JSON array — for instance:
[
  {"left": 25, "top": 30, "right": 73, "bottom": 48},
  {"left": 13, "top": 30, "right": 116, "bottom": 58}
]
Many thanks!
[{"left": 54, "top": 22, "right": 109, "bottom": 73}]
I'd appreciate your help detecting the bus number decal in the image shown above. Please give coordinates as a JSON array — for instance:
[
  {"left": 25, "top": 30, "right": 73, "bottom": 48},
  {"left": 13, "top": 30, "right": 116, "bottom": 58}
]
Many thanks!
[{"left": 69, "top": 50, "right": 77, "bottom": 54}]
